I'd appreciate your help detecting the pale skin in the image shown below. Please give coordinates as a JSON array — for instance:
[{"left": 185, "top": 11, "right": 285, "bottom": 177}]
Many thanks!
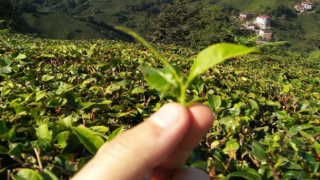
[{"left": 72, "top": 103, "right": 214, "bottom": 180}]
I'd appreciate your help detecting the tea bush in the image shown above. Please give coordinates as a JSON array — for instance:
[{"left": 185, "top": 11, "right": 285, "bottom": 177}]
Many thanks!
[{"left": 0, "top": 34, "right": 320, "bottom": 179}]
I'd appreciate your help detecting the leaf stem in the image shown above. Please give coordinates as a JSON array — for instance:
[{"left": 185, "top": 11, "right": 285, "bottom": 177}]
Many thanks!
[{"left": 34, "top": 147, "right": 43, "bottom": 172}]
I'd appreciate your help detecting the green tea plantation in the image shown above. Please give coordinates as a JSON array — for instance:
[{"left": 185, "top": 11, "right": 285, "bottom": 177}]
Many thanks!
[{"left": 0, "top": 34, "right": 320, "bottom": 179}]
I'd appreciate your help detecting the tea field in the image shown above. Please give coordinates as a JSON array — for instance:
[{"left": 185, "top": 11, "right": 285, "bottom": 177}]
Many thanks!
[{"left": 0, "top": 34, "right": 320, "bottom": 179}]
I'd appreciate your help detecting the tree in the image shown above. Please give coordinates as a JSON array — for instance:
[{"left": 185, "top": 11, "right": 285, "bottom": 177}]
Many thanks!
[
  {"left": 185, "top": 5, "right": 243, "bottom": 49},
  {"left": 140, "top": 0, "right": 196, "bottom": 45},
  {"left": 140, "top": 0, "right": 245, "bottom": 49},
  {"left": 0, "top": 20, "right": 10, "bottom": 35},
  {"left": 0, "top": 0, "right": 21, "bottom": 33},
  {"left": 303, "top": 33, "right": 320, "bottom": 52}
]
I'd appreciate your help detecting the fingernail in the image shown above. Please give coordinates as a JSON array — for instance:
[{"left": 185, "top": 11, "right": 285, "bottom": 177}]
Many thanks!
[{"left": 150, "top": 104, "right": 180, "bottom": 128}]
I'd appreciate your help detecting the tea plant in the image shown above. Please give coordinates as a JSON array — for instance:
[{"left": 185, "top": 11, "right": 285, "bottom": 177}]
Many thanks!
[
  {"left": 115, "top": 26, "right": 261, "bottom": 106},
  {"left": 0, "top": 33, "right": 319, "bottom": 180}
]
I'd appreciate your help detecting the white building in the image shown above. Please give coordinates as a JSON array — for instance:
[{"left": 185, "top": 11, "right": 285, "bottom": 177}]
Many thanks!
[
  {"left": 259, "top": 29, "right": 273, "bottom": 40},
  {"left": 256, "top": 15, "right": 271, "bottom": 27},
  {"left": 302, "top": 2, "right": 313, "bottom": 10}
]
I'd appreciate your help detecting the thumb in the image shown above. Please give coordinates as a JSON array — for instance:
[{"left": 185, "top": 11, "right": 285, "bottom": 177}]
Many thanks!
[{"left": 72, "top": 103, "right": 191, "bottom": 180}]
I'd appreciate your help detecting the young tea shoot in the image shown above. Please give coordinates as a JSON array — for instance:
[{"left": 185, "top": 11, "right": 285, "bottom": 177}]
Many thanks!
[{"left": 115, "top": 26, "right": 261, "bottom": 106}]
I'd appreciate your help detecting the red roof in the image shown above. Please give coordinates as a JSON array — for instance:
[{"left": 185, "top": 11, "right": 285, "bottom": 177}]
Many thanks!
[
  {"left": 302, "top": 2, "right": 313, "bottom": 4},
  {"left": 295, "top": 4, "right": 304, "bottom": 7},
  {"left": 258, "top": 15, "right": 271, "bottom": 19}
]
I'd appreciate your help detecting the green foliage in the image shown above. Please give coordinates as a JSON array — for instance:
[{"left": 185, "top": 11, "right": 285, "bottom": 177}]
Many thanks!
[
  {"left": 0, "top": 32, "right": 320, "bottom": 179},
  {"left": 140, "top": 1, "right": 249, "bottom": 49}
]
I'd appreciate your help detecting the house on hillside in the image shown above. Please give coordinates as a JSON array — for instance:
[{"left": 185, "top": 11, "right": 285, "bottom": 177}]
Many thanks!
[
  {"left": 302, "top": 2, "right": 313, "bottom": 10},
  {"left": 244, "top": 21, "right": 257, "bottom": 30},
  {"left": 239, "top": 12, "right": 253, "bottom": 20},
  {"left": 294, "top": 4, "right": 305, "bottom": 12},
  {"left": 256, "top": 15, "right": 271, "bottom": 27},
  {"left": 259, "top": 29, "right": 273, "bottom": 40}
]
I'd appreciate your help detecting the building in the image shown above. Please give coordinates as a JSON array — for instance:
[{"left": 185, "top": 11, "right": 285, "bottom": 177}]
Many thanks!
[
  {"left": 294, "top": 4, "right": 305, "bottom": 12},
  {"left": 259, "top": 29, "right": 273, "bottom": 40},
  {"left": 256, "top": 15, "right": 272, "bottom": 27},
  {"left": 302, "top": 2, "right": 313, "bottom": 10},
  {"left": 239, "top": 12, "right": 253, "bottom": 20},
  {"left": 244, "top": 22, "right": 257, "bottom": 30}
]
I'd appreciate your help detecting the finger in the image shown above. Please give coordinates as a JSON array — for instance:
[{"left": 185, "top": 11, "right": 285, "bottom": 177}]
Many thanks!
[
  {"left": 172, "top": 167, "right": 210, "bottom": 180},
  {"left": 72, "top": 103, "right": 192, "bottom": 180},
  {"left": 152, "top": 104, "right": 214, "bottom": 179}
]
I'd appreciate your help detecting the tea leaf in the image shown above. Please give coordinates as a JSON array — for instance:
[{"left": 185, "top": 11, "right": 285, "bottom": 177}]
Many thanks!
[
  {"left": 138, "top": 66, "right": 179, "bottom": 92},
  {"left": 207, "top": 94, "right": 221, "bottom": 112},
  {"left": 251, "top": 141, "right": 267, "bottom": 162},
  {"left": 72, "top": 127, "right": 105, "bottom": 154},
  {"left": 11, "top": 168, "right": 44, "bottom": 180},
  {"left": 36, "top": 124, "right": 52, "bottom": 141},
  {"left": 107, "top": 126, "right": 123, "bottom": 142},
  {"left": 229, "top": 171, "right": 261, "bottom": 180},
  {"left": 187, "top": 44, "right": 260, "bottom": 83}
]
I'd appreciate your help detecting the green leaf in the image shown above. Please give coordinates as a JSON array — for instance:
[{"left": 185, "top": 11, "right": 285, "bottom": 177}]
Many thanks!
[
  {"left": 138, "top": 66, "right": 178, "bottom": 92},
  {"left": 54, "top": 131, "right": 70, "bottom": 149},
  {"left": 190, "top": 160, "right": 207, "bottom": 171},
  {"left": 229, "top": 171, "right": 261, "bottom": 180},
  {"left": 55, "top": 82, "right": 74, "bottom": 94},
  {"left": 297, "top": 170, "right": 310, "bottom": 180},
  {"left": 97, "top": 100, "right": 113, "bottom": 105},
  {"left": 39, "top": 171, "right": 59, "bottom": 180},
  {"left": 283, "top": 85, "right": 290, "bottom": 93},
  {"left": 55, "top": 154, "right": 77, "bottom": 172},
  {"left": 90, "top": 126, "right": 109, "bottom": 133},
  {"left": 37, "top": 54, "right": 56, "bottom": 58},
  {"left": 57, "top": 116, "right": 74, "bottom": 128},
  {"left": 207, "top": 94, "right": 221, "bottom": 112},
  {"left": 187, "top": 44, "right": 260, "bottom": 83},
  {"left": 281, "top": 161, "right": 303, "bottom": 170},
  {"left": 0, "top": 58, "right": 12, "bottom": 67},
  {"left": 282, "top": 170, "right": 300, "bottom": 180},
  {"left": 42, "top": 75, "right": 55, "bottom": 82},
  {"left": 219, "top": 116, "right": 236, "bottom": 131},
  {"left": 72, "top": 127, "right": 105, "bottom": 154},
  {"left": 266, "top": 100, "right": 281, "bottom": 108},
  {"left": 287, "top": 124, "right": 313, "bottom": 136},
  {"left": 107, "top": 126, "right": 123, "bottom": 142},
  {"left": 36, "top": 124, "right": 52, "bottom": 141},
  {"left": 0, "top": 67, "right": 12, "bottom": 74},
  {"left": 251, "top": 141, "right": 267, "bottom": 162},
  {"left": 77, "top": 102, "right": 96, "bottom": 111},
  {"left": 0, "top": 120, "right": 8, "bottom": 134},
  {"left": 0, "top": 127, "right": 16, "bottom": 140},
  {"left": 247, "top": 99, "right": 259, "bottom": 109},
  {"left": 36, "top": 91, "right": 47, "bottom": 101},
  {"left": 14, "top": 54, "right": 27, "bottom": 60},
  {"left": 11, "top": 168, "right": 44, "bottom": 180},
  {"left": 132, "top": 87, "right": 147, "bottom": 94},
  {"left": 70, "top": 66, "right": 79, "bottom": 76},
  {"left": 223, "top": 141, "right": 239, "bottom": 154}
]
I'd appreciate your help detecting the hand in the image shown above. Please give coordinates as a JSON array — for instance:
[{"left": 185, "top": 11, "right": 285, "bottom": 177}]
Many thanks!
[{"left": 72, "top": 103, "right": 214, "bottom": 180}]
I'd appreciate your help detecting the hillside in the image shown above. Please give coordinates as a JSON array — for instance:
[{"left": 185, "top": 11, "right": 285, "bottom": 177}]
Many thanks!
[{"left": 3, "top": 0, "right": 320, "bottom": 49}]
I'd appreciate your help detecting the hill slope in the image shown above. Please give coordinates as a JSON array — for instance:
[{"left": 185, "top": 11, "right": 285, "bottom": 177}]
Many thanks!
[{"left": 6, "top": 0, "right": 320, "bottom": 47}]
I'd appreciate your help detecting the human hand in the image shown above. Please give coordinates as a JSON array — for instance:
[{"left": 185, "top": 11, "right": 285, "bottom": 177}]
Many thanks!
[{"left": 72, "top": 103, "right": 214, "bottom": 180}]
